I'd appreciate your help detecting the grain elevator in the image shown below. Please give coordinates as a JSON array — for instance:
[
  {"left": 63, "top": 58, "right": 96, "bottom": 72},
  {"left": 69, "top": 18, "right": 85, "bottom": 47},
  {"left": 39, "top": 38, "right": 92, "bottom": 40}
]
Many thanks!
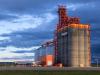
[{"left": 54, "top": 6, "right": 91, "bottom": 67}]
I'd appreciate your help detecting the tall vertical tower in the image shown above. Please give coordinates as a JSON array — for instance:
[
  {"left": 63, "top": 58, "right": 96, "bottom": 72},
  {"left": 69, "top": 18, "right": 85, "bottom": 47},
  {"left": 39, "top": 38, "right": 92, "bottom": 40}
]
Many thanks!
[{"left": 54, "top": 5, "right": 91, "bottom": 67}]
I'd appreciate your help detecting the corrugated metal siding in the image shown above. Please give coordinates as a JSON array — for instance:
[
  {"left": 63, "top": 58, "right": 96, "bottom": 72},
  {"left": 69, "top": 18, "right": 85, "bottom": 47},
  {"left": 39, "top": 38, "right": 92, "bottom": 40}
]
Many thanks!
[
  {"left": 56, "top": 25, "right": 91, "bottom": 67},
  {"left": 35, "top": 42, "right": 54, "bottom": 66}
]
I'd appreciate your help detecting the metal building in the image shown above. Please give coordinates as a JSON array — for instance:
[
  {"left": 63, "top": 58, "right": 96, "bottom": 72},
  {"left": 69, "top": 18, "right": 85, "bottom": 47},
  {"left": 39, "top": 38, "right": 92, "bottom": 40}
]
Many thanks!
[
  {"left": 54, "top": 6, "right": 91, "bottom": 67},
  {"left": 34, "top": 41, "right": 54, "bottom": 66}
]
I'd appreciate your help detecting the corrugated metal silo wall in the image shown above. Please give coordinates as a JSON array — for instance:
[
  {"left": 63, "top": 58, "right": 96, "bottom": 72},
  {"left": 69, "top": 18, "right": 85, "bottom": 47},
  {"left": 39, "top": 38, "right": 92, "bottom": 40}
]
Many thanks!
[
  {"left": 68, "top": 28, "right": 79, "bottom": 67},
  {"left": 38, "top": 43, "right": 54, "bottom": 65},
  {"left": 84, "top": 28, "right": 91, "bottom": 67},
  {"left": 78, "top": 28, "right": 85, "bottom": 67},
  {"left": 57, "top": 28, "right": 69, "bottom": 66},
  {"left": 56, "top": 26, "right": 91, "bottom": 67}
]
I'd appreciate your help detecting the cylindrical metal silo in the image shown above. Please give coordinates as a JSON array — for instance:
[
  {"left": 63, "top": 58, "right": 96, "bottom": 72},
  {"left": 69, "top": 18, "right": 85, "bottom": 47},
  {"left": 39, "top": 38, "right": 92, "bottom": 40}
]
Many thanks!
[
  {"left": 84, "top": 29, "right": 91, "bottom": 67},
  {"left": 79, "top": 29, "right": 85, "bottom": 67},
  {"left": 69, "top": 28, "right": 79, "bottom": 67}
]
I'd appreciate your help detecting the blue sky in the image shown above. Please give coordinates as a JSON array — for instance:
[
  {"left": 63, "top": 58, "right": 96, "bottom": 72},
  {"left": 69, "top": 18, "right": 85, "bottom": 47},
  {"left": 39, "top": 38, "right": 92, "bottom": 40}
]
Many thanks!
[{"left": 0, "top": 0, "right": 100, "bottom": 62}]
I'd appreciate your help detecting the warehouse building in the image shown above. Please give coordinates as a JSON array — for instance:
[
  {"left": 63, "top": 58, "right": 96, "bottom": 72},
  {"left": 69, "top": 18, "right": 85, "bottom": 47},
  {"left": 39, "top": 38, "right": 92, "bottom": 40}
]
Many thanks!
[{"left": 34, "top": 41, "right": 54, "bottom": 66}]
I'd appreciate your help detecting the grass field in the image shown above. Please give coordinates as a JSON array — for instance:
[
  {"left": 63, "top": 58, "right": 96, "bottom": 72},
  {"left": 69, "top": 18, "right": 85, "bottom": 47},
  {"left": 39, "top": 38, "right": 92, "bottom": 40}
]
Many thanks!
[{"left": 0, "top": 70, "right": 100, "bottom": 75}]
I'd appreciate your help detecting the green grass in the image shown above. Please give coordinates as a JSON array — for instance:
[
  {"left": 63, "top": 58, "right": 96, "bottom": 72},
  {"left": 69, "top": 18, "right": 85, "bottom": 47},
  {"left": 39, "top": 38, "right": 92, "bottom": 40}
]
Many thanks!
[{"left": 0, "top": 70, "right": 100, "bottom": 75}]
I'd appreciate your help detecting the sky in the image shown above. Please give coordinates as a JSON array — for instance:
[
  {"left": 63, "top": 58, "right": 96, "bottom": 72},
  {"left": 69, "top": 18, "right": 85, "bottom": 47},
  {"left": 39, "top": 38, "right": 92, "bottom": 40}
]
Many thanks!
[{"left": 0, "top": 0, "right": 99, "bottom": 63}]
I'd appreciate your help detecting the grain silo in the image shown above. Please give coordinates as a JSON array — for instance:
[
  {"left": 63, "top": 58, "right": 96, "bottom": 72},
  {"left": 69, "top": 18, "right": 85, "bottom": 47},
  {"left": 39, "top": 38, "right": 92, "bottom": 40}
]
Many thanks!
[
  {"left": 54, "top": 6, "right": 91, "bottom": 67},
  {"left": 35, "top": 41, "right": 54, "bottom": 66}
]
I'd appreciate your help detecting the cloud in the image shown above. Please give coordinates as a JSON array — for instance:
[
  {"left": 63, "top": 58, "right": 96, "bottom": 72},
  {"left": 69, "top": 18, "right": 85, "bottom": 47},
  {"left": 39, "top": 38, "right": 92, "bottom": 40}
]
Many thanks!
[
  {"left": 0, "top": 36, "right": 10, "bottom": 40},
  {"left": 0, "top": 46, "right": 40, "bottom": 62},
  {"left": 0, "top": 0, "right": 99, "bottom": 62},
  {"left": 66, "top": 0, "right": 100, "bottom": 4},
  {"left": 0, "top": 56, "right": 34, "bottom": 62},
  {"left": 0, "top": 28, "right": 54, "bottom": 48},
  {"left": 0, "top": 13, "right": 18, "bottom": 20},
  {"left": 4, "top": 46, "right": 40, "bottom": 52},
  {"left": 67, "top": 2, "right": 100, "bottom": 22},
  {"left": 0, "top": 12, "right": 56, "bottom": 48},
  {"left": 0, "top": 47, "right": 5, "bottom": 51},
  {"left": 0, "top": 0, "right": 59, "bottom": 15},
  {"left": 0, "top": 15, "right": 43, "bottom": 34},
  {"left": 0, "top": 12, "right": 56, "bottom": 35},
  {"left": 12, "top": 50, "right": 34, "bottom": 53}
]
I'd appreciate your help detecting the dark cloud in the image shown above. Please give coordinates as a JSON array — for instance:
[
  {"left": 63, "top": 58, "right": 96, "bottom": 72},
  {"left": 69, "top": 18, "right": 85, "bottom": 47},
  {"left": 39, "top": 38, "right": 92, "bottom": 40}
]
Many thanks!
[
  {"left": 68, "top": 3, "right": 100, "bottom": 24},
  {"left": 91, "top": 27, "right": 100, "bottom": 40},
  {"left": 0, "top": 0, "right": 59, "bottom": 21},
  {"left": 0, "top": 49, "right": 5, "bottom": 51},
  {"left": 92, "top": 43, "right": 100, "bottom": 54},
  {"left": 0, "top": 27, "right": 54, "bottom": 48},
  {"left": 0, "top": 14, "right": 56, "bottom": 48},
  {"left": 0, "top": 0, "right": 99, "bottom": 21},
  {"left": 0, "top": 13, "right": 18, "bottom": 20},
  {"left": 0, "top": 0, "right": 59, "bottom": 14},
  {"left": 67, "top": 0, "right": 100, "bottom": 4}
]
